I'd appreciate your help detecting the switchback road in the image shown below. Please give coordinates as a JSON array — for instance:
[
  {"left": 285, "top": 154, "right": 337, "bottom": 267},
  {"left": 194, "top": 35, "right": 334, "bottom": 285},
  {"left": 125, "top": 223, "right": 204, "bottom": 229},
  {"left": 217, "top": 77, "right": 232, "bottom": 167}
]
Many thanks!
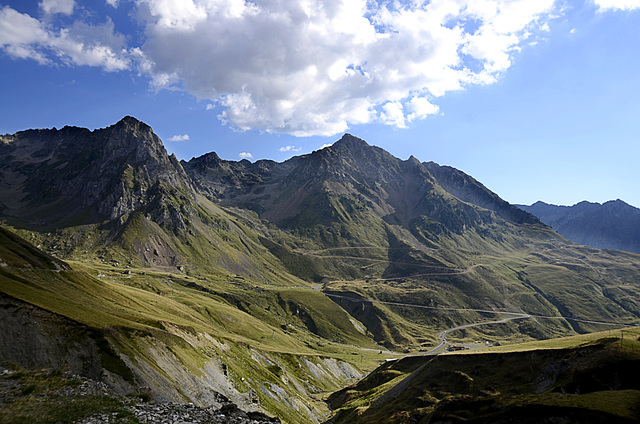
[{"left": 421, "top": 313, "right": 531, "bottom": 355}]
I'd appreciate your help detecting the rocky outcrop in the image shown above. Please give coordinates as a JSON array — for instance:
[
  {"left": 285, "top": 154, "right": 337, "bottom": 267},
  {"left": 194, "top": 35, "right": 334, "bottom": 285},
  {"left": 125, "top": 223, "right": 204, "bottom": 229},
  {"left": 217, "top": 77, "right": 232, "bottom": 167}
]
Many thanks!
[
  {"left": 0, "top": 116, "right": 195, "bottom": 229},
  {"left": 0, "top": 293, "right": 131, "bottom": 388},
  {"left": 0, "top": 292, "right": 361, "bottom": 422},
  {"left": 80, "top": 402, "right": 281, "bottom": 424},
  {"left": 0, "top": 366, "right": 280, "bottom": 424}
]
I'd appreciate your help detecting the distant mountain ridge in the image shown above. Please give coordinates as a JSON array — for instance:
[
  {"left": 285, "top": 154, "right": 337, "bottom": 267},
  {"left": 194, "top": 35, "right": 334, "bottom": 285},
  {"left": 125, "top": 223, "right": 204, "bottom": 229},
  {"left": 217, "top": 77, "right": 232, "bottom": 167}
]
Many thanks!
[{"left": 518, "top": 200, "right": 640, "bottom": 253}]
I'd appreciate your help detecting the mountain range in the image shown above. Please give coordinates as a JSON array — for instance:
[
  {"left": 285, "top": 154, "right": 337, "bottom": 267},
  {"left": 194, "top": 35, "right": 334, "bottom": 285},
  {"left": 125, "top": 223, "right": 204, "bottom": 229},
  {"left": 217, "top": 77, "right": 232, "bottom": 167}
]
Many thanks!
[
  {"left": 1, "top": 116, "right": 640, "bottom": 423},
  {"left": 518, "top": 200, "right": 640, "bottom": 254}
]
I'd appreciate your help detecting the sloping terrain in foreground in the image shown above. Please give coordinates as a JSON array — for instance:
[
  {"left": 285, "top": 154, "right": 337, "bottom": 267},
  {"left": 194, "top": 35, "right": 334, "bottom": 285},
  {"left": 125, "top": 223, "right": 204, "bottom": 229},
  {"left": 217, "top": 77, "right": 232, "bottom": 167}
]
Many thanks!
[
  {"left": 0, "top": 226, "right": 387, "bottom": 423},
  {"left": 327, "top": 329, "right": 640, "bottom": 424}
]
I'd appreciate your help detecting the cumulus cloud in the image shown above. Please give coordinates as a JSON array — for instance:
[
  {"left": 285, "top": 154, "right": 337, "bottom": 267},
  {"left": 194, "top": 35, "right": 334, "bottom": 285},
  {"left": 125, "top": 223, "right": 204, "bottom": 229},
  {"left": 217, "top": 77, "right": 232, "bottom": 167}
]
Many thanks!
[
  {"left": 8, "top": 0, "right": 633, "bottom": 136},
  {"left": 134, "top": 0, "right": 557, "bottom": 136},
  {"left": 594, "top": 0, "right": 640, "bottom": 11},
  {"left": 407, "top": 97, "right": 441, "bottom": 123},
  {"left": 167, "top": 134, "right": 190, "bottom": 142},
  {"left": 0, "top": 5, "right": 130, "bottom": 70},
  {"left": 238, "top": 152, "right": 253, "bottom": 159}
]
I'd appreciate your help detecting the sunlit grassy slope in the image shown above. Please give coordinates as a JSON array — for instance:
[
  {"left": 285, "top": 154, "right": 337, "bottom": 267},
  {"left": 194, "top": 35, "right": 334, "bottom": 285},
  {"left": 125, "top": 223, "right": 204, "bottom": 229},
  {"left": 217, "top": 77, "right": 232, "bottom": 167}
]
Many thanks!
[
  {"left": 328, "top": 327, "right": 640, "bottom": 424},
  {"left": 0, "top": 226, "right": 393, "bottom": 423},
  {"left": 318, "top": 223, "right": 640, "bottom": 350}
]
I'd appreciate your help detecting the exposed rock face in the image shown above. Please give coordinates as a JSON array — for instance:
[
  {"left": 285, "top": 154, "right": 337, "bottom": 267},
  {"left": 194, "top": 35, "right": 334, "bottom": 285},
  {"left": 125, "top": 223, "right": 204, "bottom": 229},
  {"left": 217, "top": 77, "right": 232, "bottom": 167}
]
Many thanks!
[
  {"left": 181, "top": 151, "right": 282, "bottom": 201},
  {"left": 518, "top": 200, "right": 640, "bottom": 253},
  {"left": 0, "top": 292, "right": 357, "bottom": 422},
  {"left": 0, "top": 293, "right": 106, "bottom": 380},
  {"left": 0, "top": 116, "right": 195, "bottom": 229},
  {"left": 0, "top": 362, "right": 281, "bottom": 424}
]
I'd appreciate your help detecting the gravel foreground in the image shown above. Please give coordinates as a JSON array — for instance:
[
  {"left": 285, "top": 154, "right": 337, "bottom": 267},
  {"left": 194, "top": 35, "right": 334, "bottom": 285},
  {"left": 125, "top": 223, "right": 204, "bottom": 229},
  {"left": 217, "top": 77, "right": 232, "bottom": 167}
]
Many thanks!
[
  {"left": 77, "top": 402, "right": 281, "bottom": 424},
  {"left": 1, "top": 366, "right": 281, "bottom": 424}
]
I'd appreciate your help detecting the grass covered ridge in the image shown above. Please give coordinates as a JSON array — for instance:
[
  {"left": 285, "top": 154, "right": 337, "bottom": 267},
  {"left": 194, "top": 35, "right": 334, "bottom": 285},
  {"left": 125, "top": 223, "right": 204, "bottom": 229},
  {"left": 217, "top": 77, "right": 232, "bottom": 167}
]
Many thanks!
[{"left": 328, "top": 328, "right": 640, "bottom": 424}]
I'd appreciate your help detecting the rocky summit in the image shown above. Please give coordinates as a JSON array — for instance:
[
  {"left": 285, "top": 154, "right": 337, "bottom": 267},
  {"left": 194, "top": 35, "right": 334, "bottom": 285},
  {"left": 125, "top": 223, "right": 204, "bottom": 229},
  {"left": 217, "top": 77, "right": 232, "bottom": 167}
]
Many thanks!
[{"left": 1, "top": 117, "right": 640, "bottom": 424}]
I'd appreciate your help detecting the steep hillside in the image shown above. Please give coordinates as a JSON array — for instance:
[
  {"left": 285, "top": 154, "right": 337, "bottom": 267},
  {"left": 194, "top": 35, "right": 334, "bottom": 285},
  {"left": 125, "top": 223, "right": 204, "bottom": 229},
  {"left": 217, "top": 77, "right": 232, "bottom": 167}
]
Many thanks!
[
  {"left": 518, "top": 200, "right": 640, "bottom": 253},
  {"left": 424, "top": 161, "right": 538, "bottom": 225},
  {"left": 0, "top": 117, "right": 300, "bottom": 279},
  {"left": 0, "top": 226, "right": 382, "bottom": 423},
  {"left": 0, "top": 116, "right": 194, "bottom": 228}
]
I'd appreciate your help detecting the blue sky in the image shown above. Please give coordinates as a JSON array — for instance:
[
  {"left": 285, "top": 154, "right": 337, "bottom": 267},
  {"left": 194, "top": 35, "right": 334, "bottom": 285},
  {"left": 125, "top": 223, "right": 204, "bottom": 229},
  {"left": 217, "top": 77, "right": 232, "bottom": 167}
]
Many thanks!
[{"left": 1, "top": 0, "right": 639, "bottom": 208}]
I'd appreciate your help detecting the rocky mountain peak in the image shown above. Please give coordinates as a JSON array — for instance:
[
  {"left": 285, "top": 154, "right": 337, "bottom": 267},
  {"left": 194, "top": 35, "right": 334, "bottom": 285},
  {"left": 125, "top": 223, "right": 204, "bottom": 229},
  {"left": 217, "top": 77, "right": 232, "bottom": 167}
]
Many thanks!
[
  {"left": 0, "top": 116, "right": 195, "bottom": 228},
  {"left": 405, "top": 155, "right": 422, "bottom": 166},
  {"left": 101, "top": 116, "right": 163, "bottom": 152},
  {"left": 335, "top": 133, "right": 368, "bottom": 146},
  {"left": 117, "top": 115, "right": 146, "bottom": 127},
  {"left": 326, "top": 133, "right": 370, "bottom": 154}
]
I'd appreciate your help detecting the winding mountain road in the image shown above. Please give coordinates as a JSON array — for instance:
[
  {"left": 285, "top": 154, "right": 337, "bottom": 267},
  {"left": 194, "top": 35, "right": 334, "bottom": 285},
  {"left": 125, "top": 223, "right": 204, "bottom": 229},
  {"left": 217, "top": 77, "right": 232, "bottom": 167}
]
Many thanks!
[
  {"left": 421, "top": 313, "right": 531, "bottom": 355},
  {"left": 319, "top": 288, "right": 634, "bottom": 356}
]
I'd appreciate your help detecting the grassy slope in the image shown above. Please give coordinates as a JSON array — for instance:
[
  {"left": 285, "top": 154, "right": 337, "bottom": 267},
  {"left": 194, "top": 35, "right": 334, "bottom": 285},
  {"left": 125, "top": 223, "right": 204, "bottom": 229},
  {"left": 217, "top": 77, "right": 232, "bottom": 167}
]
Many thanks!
[
  {"left": 0, "top": 226, "right": 394, "bottom": 423},
  {"left": 328, "top": 327, "right": 640, "bottom": 424},
  {"left": 319, "top": 222, "right": 640, "bottom": 350},
  {"left": 0, "top": 367, "right": 136, "bottom": 424}
]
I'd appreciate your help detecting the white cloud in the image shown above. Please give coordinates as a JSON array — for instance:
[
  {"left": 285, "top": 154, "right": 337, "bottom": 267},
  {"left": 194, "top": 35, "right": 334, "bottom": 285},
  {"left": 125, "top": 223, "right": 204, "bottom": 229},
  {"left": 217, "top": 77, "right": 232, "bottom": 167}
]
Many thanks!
[
  {"left": 406, "top": 96, "right": 440, "bottom": 123},
  {"left": 0, "top": 7, "right": 51, "bottom": 64},
  {"left": 238, "top": 152, "right": 253, "bottom": 159},
  {"left": 0, "top": 6, "right": 131, "bottom": 71},
  {"left": 40, "top": 0, "right": 75, "bottom": 16},
  {"left": 594, "top": 0, "right": 640, "bottom": 11},
  {"left": 167, "top": 134, "right": 189, "bottom": 142},
  {"left": 134, "top": 0, "right": 558, "bottom": 136},
  {"left": 381, "top": 101, "right": 407, "bottom": 128},
  {"left": 279, "top": 145, "right": 302, "bottom": 153},
  {"left": 1, "top": 0, "right": 594, "bottom": 136}
]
